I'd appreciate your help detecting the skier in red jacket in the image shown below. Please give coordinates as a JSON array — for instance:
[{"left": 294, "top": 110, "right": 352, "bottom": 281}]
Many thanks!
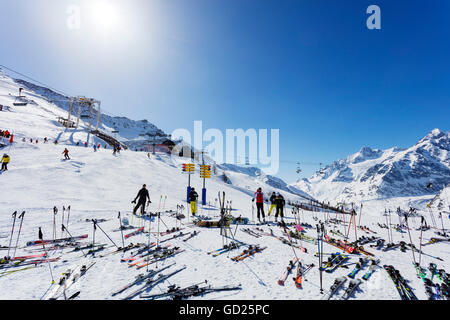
[
  {"left": 62, "top": 148, "right": 70, "bottom": 160},
  {"left": 252, "top": 187, "right": 266, "bottom": 223}
]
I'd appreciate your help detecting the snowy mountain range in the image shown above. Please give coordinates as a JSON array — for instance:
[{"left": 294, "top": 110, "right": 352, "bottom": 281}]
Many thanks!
[{"left": 290, "top": 129, "right": 450, "bottom": 203}]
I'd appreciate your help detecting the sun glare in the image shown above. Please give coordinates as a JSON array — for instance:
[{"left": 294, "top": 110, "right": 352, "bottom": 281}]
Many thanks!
[{"left": 91, "top": 1, "right": 120, "bottom": 30}]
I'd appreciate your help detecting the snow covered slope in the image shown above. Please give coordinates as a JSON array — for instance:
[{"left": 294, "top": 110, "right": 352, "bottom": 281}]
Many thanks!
[
  {"left": 291, "top": 130, "right": 450, "bottom": 204},
  {"left": 1, "top": 71, "right": 448, "bottom": 301},
  {"left": 429, "top": 184, "right": 450, "bottom": 214},
  {"left": 12, "top": 76, "right": 167, "bottom": 148}
]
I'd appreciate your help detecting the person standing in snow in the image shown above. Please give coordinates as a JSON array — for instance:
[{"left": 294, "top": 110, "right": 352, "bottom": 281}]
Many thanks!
[
  {"left": 188, "top": 188, "right": 199, "bottom": 216},
  {"left": 62, "top": 148, "right": 70, "bottom": 160},
  {"left": 132, "top": 184, "right": 151, "bottom": 215},
  {"left": 93, "top": 145, "right": 97, "bottom": 152},
  {"left": 268, "top": 192, "right": 277, "bottom": 216},
  {"left": 1, "top": 154, "right": 10, "bottom": 171},
  {"left": 275, "top": 193, "right": 286, "bottom": 222},
  {"left": 252, "top": 188, "right": 266, "bottom": 223}
]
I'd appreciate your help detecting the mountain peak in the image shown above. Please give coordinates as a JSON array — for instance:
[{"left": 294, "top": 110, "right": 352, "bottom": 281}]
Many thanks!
[{"left": 350, "top": 146, "right": 382, "bottom": 164}]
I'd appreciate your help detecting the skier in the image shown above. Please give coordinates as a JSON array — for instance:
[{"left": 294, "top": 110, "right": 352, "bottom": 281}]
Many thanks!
[
  {"left": 1, "top": 154, "right": 10, "bottom": 171},
  {"left": 93, "top": 145, "right": 97, "bottom": 152},
  {"left": 268, "top": 192, "right": 277, "bottom": 216},
  {"left": 132, "top": 184, "right": 151, "bottom": 215},
  {"left": 252, "top": 188, "right": 266, "bottom": 223},
  {"left": 44, "top": 137, "right": 48, "bottom": 143},
  {"left": 275, "top": 193, "right": 286, "bottom": 222},
  {"left": 188, "top": 188, "right": 199, "bottom": 216},
  {"left": 62, "top": 148, "right": 70, "bottom": 160}
]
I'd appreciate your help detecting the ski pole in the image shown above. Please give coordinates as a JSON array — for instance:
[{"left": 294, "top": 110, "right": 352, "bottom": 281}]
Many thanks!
[
  {"left": 146, "top": 208, "right": 152, "bottom": 273},
  {"left": 156, "top": 212, "right": 161, "bottom": 269},
  {"left": 418, "top": 216, "right": 424, "bottom": 267},
  {"left": 93, "top": 219, "right": 119, "bottom": 249},
  {"left": 439, "top": 213, "right": 446, "bottom": 236},
  {"left": 62, "top": 225, "right": 87, "bottom": 257},
  {"left": 251, "top": 201, "right": 254, "bottom": 224},
  {"left": 7, "top": 211, "right": 18, "bottom": 258},
  {"left": 53, "top": 206, "right": 58, "bottom": 241},
  {"left": 38, "top": 227, "right": 54, "bottom": 284},
  {"left": 158, "top": 195, "right": 162, "bottom": 210},
  {"left": 92, "top": 220, "right": 96, "bottom": 248},
  {"left": 118, "top": 212, "right": 125, "bottom": 248},
  {"left": 316, "top": 224, "right": 322, "bottom": 294},
  {"left": 66, "top": 205, "right": 71, "bottom": 229},
  {"left": 12, "top": 211, "right": 25, "bottom": 259},
  {"left": 162, "top": 195, "right": 167, "bottom": 210},
  {"left": 320, "top": 223, "right": 324, "bottom": 294},
  {"left": 405, "top": 216, "right": 416, "bottom": 264},
  {"left": 61, "top": 206, "right": 65, "bottom": 238}
]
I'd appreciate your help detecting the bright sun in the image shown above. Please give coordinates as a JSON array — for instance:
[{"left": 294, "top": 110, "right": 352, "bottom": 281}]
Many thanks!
[{"left": 91, "top": 1, "right": 120, "bottom": 30}]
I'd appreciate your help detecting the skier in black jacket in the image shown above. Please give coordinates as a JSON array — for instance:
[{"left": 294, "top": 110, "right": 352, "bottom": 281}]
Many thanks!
[
  {"left": 275, "top": 193, "right": 285, "bottom": 222},
  {"left": 132, "top": 184, "right": 151, "bottom": 215},
  {"left": 268, "top": 192, "right": 277, "bottom": 216},
  {"left": 188, "top": 188, "right": 199, "bottom": 216}
]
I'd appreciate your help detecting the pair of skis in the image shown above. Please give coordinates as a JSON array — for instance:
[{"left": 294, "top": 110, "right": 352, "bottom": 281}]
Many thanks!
[
  {"left": 322, "top": 277, "right": 362, "bottom": 300},
  {"left": 321, "top": 252, "right": 349, "bottom": 273},
  {"left": 43, "top": 262, "right": 96, "bottom": 300},
  {"left": 207, "top": 242, "right": 243, "bottom": 257},
  {"left": 134, "top": 248, "right": 185, "bottom": 269},
  {"left": 231, "top": 245, "right": 266, "bottom": 262},
  {"left": 123, "top": 266, "right": 187, "bottom": 300},
  {"left": 383, "top": 265, "right": 418, "bottom": 300},
  {"left": 124, "top": 227, "right": 145, "bottom": 239},
  {"left": 111, "top": 263, "right": 175, "bottom": 296},
  {"left": 26, "top": 234, "right": 89, "bottom": 246}
]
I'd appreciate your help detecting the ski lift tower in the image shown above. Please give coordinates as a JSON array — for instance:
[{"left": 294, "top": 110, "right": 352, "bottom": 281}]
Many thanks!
[{"left": 67, "top": 96, "right": 102, "bottom": 130}]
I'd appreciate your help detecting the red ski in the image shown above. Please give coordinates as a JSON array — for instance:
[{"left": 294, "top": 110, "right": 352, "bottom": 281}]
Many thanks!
[
  {"left": 294, "top": 261, "right": 303, "bottom": 289},
  {"left": 124, "top": 227, "right": 145, "bottom": 239},
  {"left": 12, "top": 253, "right": 47, "bottom": 261},
  {"left": 278, "top": 258, "right": 298, "bottom": 286},
  {"left": 27, "top": 234, "right": 88, "bottom": 246}
]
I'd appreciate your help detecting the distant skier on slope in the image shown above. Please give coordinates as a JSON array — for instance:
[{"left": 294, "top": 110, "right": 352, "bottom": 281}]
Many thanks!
[
  {"left": 188, "top": 188, "right": 199, "bottom": 216},
  {"left": 132, "top": 184, "right": 151, "bottom": 215},
  {"left": 62, "top": 148, "right": 70, "bottom": 160},
  {"left": 252, "top": 188, "right": 266, "bottom": 223},
  {"left": 275, "top": 193, "right": 286, "bottom": 223},
  {"left": 1, "top": 154, "right": 10, "bottom": 171}
]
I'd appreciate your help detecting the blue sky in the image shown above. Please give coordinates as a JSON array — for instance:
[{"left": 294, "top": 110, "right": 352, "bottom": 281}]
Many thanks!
[{"left": 1, "top": 0, "right": 449, "bottom": 183}]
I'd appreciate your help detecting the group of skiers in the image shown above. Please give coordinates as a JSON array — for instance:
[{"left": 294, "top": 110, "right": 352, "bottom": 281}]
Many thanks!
[
  {"left": 253, "top": 188, "right": 286, "bottom": 223},
  {"left": 131, "top": 185, "right": 287, "bottom": 224},
  {"left": 0, "top": 130, "right": 13, "bottom": 144},
  {"left": 0, "top": 130, "right": 11, "bottom": 138}
]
